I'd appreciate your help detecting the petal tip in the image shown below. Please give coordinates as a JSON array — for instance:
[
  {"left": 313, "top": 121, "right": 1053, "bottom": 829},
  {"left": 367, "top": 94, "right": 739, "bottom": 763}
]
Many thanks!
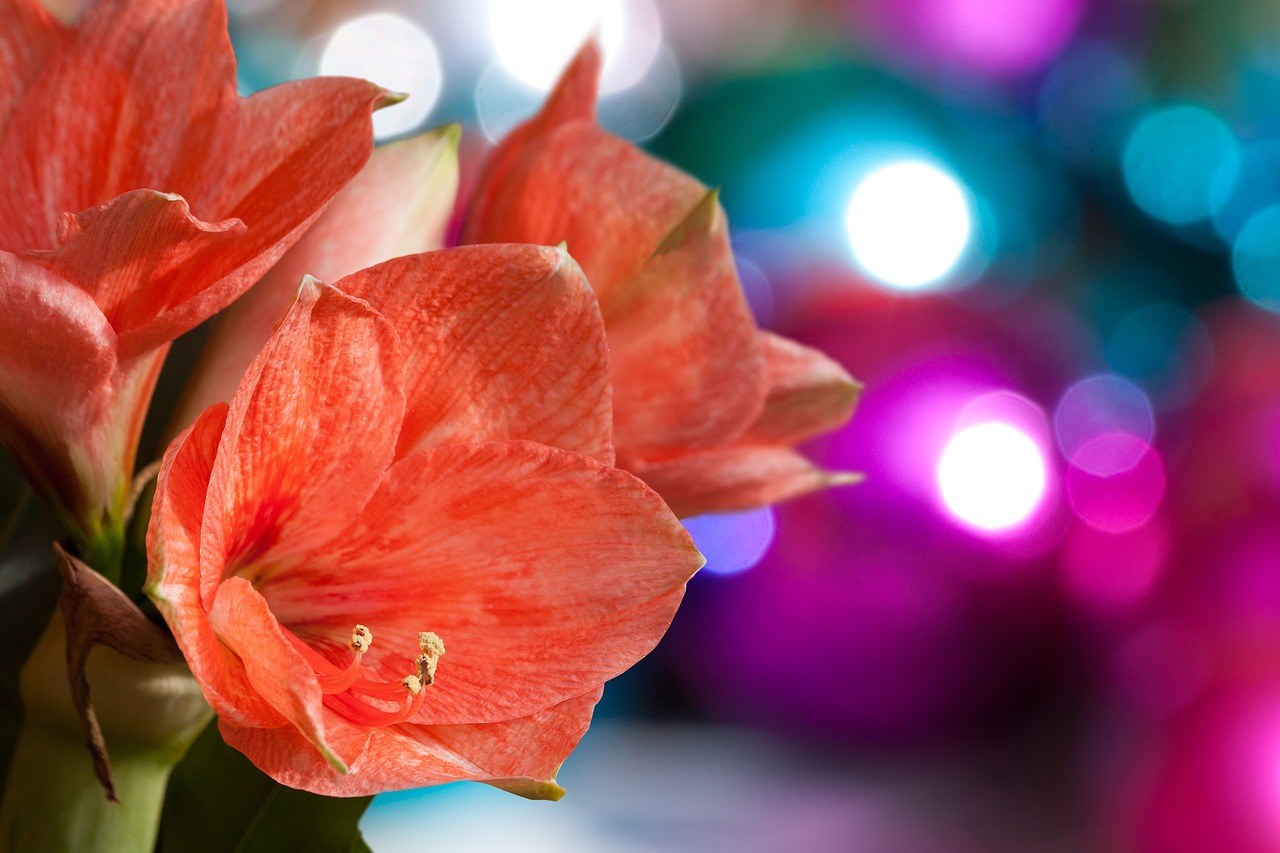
[
  {"left": 490, "top": 776, "right": 567, "bottom": 801},
  {"left": 375, "top": 89, "right": 410, "bottom": 110},
  {"left": 653, "top": 189, "right": 723, "bottom": 256},
  {"left": 439, "top": 122, "right": 463, "bottom": 148}
]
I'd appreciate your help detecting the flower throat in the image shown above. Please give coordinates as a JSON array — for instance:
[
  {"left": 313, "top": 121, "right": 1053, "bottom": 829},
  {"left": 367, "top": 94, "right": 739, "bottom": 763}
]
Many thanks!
[{"left": 287, "top": 626, "right": 445, "bottom": 727}]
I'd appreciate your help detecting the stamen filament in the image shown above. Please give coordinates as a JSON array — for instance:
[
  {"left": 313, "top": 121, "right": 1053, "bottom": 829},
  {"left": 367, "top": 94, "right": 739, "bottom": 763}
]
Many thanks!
[
  {"left": 323, "top": 685, "right": 426, "bottom": 727},
  {"left": 285, "top": 624, "right": 444, "bottom": 728}
]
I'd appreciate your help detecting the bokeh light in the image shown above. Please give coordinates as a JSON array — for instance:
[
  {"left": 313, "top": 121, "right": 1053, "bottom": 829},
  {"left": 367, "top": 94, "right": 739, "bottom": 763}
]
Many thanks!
[
  {"left": 487, "top": 0, "right": 661, "bottom": 94},
  {"left": 1233, "top": 206, "right": 1280, "bottom": 312},
  {"left": 913, "top": 0, "right": 1083, "bottom": 76},
  {"left": 937, "top": 421, "right": 1048, "bottom": 531},
  {"left": 1065, "top": 435, "right": 1164, "bottom": 532},
  {"left": 681, "top": 508, "right": 777, "bottom": 576},
  {"left": 319, "top": 13, "right": 442, "bottom": 140},
  {"left": 845, "top": 160, "right": 972, "bottom": 290},
  {"left": 1105, "top": 303, "right": 1214, "bottom": 411},
  {"left": 475, "top": 30, "right": 680, "bottom": 143},
  {"left": 1037, "top": 40, "right": 1144, "bottom": 170},
  {"left": 1122, "top": 105, "right": 1238, "bottom": 226},
  {"left": 1054, "top": 374, "right": 1155, "bottom": 475},
  {"left": 1210, "top": 141, "right": 1280, "bottom": 243}
]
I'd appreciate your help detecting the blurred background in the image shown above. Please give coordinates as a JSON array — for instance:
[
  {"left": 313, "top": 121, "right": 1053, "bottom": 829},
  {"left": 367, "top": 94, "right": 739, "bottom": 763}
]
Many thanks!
[{"left": 62, "top": 0, "right": 1280, "bottom": 849}]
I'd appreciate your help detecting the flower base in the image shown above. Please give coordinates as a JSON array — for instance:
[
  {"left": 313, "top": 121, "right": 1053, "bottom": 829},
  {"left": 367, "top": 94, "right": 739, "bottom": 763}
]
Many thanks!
[{"left": 0, "top": 612, "right": 211, "bottom": 853}]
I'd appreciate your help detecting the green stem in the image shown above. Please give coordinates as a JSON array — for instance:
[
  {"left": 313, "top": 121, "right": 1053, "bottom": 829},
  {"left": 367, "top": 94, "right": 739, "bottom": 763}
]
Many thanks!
[
  {"left": 0, "top": 613, "right": 211, "bottom": 853},
  {"left": 74, "top": 522, "right": 126, "bottom": 588}
]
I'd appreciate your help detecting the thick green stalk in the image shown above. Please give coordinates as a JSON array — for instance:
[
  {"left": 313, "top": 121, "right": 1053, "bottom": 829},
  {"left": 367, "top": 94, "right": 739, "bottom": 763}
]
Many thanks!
[{"left": 0, "top": 613, "right": 211, "bottom": 853}]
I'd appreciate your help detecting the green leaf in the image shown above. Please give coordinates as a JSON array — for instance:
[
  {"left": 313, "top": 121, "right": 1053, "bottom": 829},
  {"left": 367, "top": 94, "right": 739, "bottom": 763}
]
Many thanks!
[{"left": 156, "top": 722, "right": 373, "bottom": 853}]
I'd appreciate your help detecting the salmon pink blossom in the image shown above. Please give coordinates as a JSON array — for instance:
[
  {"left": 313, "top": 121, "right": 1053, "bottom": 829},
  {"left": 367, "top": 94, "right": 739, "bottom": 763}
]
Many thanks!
[
  {"left": 146, "top": 246, "right": 702, "bottom": 796},
  {"left": 0, "top": 0, "right": 391, "bottom": 565},
  {"left": 463, "top": 42, "right": 861, "bottom": 517}
]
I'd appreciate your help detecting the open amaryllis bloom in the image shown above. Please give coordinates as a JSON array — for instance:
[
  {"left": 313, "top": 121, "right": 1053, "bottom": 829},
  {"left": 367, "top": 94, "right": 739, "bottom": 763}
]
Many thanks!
[
  {"left": 463, "top": 42, "right": 861, "bottom": 517},
  {"left": 0, "top": 0, "right": 390, "bottom": 564},
  {"left": 146, "top": 245, "right": 702, "bottom": 796}
]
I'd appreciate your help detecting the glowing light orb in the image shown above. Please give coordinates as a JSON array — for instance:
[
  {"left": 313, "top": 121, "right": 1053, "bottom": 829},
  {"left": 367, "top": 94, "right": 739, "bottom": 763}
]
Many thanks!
[
  {"left": 937, "top": 421, "right": 1047, "bottom": 531},
  {"left": 845, "top": 161, "right": 972, "bottom": 291},
  {"left": 681, "top": 507, "right": 777, "bottom": 576},
  {"left": 1122, "top": 105, "right": 1238, "bottom": 226},
  {"left": 1065, "top": 435, "right": 1165, "bottom": 533},
  {"left": 488, "top": 0, "right": 660, "bottom": 94},
  {"left": 1234, "top": 205, "right": 1280, "bottom": 312},
  {"left": 320, "top": 13, "right": 442, "bottom": 140},
  {"left": 915, "top": 0, "right": 1083, "bottom": 76},
  {"left": 1054, "top": 374, "right": 1155, "bottom": 475}
]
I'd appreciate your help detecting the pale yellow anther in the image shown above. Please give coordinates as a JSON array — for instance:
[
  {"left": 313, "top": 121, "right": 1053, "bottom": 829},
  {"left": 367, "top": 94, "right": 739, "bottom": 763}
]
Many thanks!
[
  {"left": 349, "top": 624, "right": 372, "bottom": 654},
  {"left": 402, "top": 674, "right": 423, "bottom": 695},
  {"left": 418, "top": 631, "right": 445, "bottom": 659}
]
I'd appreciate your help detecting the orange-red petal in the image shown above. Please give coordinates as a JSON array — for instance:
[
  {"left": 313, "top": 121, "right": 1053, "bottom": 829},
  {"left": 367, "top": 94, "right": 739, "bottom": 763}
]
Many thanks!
[
  {"left": 0, "top": 0, "right": 237, "bottom": 250},
  {"left": 0, "top": 252, "right": 115, "bottom": 516},
  {"left": 462, "top": 41, "right": 705, "bottom": 306},
  {"left": 217, "top": 686, "right": 603, "bottom": 797},
  {"left": 0, "top": 0, "right": 66, "bottom": 141},
  {"left": 199, "top": 281, "right": 405, "bottom": 576},
  {"left": 630, "top": 445, "right": 862, "bottom": 519},
  {"left": 336, "top": 245, "right": 613, "bottom": 463},
  {"left": 146, "top": 403, "right": 287, "bottom": 729},
  {"left": 742, "top": 332, "right": 861, "bottom": 445},
  {"left": 0, "top": 0, "right": 388, "bottom": 351},
  {"left": 24, "top": 189, "right": 246, "bottom": 355},
  {"left": 260, "top": 440, "right": 700, "bottom": 726},
  {"left": 605, "top": 192, "right": 765, "bottom": 458},
  {"left": 175, "top": 128, "right": 461, "bottom": 430},
  {"left": 210, "top": 576, "right": 357, "bottom": 772}
]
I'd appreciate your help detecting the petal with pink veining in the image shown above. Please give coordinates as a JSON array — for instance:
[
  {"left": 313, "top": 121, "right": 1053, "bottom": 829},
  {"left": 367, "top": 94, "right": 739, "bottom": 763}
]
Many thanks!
[
  {"left": 174, "top": 128, "right": 462, "bottom": 433},
  {"left": 606, "top": 192, "right": 765, "bottom": 458},
  {"left": 199, "top": 281, "right": 405, "bottom": 577},
  {"left": 743, "top": 332, "right": 861, "bottom": 445},
  {"left": 146, "top": 403, "right": 286, "bottom": 729},
  {"left": 631, "top": 445, "right": 863, "bottom": 519},
  {"left": 210, "top": 576, "right": 358, "bottom": 772},
  {"left": 24, "top": 189, "right": 245, "bottom": 344},
  {"left": 218, "top": 687, "right": 603, "bottom": 797},
  {"left": 0, "top": 251, "right": 115, "bottom": 515},
  {"left": 0, "top": 0, "right": 66, "bottom": 141},
  {"left": 260, "top": 440, "right": 700, "bottom": 726},
  {"left": 0, "top": 0, "right": 237, "bottom": 250},
  {"left": 120, "top": 78, "right": 394, "bottom": 358},
  {"left": 463, "top": 42, "right": 704, "bottom": 305},
  {"left": 0, "top": 0, "right": 390, "bottom": 348},
  {"left": 337, "top": 244, "right": 613, "bottom": 463}
]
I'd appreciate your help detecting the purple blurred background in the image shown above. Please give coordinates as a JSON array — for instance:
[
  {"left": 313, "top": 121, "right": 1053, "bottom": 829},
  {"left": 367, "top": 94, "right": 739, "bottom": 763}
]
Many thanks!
[{"left": 58, "top": 0, "right": 1280, "bottom": 848}]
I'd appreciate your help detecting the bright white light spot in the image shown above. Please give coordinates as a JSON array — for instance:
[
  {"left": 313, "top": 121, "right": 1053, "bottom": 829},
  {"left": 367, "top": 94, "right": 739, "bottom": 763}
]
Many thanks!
[
  {"left": 488, "top": 0, "right": 661, "bottom": 94},
  {"left": 320, "top": 13, "right": 442, "bottom": 140},
  {"left": 845, "top": 160, "right": 972, "bottom": 290},
  {"left": 938, "top": 422, "right": 1047, "bottom": 531}
]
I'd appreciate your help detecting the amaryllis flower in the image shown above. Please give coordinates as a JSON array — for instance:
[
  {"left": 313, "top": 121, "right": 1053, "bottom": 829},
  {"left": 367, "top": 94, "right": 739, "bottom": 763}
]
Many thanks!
[
  {"left": 0, "top": 0, "right": 390, "bottom": 563},
  {"left": 146, "top": 245, "right": 701, "bottom": 796},
  {"left": 463, "top": 42, "right": 861, "bottom": 517}
]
